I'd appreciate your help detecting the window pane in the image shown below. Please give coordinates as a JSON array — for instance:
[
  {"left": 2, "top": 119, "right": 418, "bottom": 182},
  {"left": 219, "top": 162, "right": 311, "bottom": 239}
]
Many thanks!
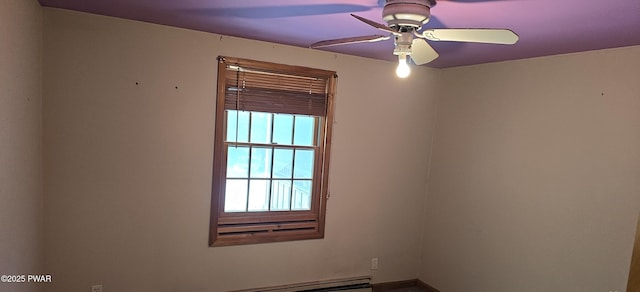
[
  {"left": 227, "top": 146, "right": 249, "bottom": 178},
  {"left": 226, "top": 110, "right": 236, "bottom": 142},
  {"left": 226, "top": 110, "right": 249, "bottom": 143},
  {"left": 250, "top": 147, "right": 272, "bottom": 178},
  {"left": 273, "top": 148, "right": 293, "bottom": 178},
  {"left": 291, "top": 180, "right": 312, "bottom": 210},
  {"left": 272, "top": 114, "right": 293, "bottom": 145},
  {"left": 250, "top": 112, "right": 271, "bottom": 144},
  {"left": 294, "top": 149, "right": 314, "bottom": 179},
  {"left": 225, "top": 179, "right": 248, "bottom": 212},
  {"left": 270, "top": 180, "right": 292, "bottom": 211},
  {"left": 293, "top": 116, "right": 315, "bottom": 146},
  {"left": 248, "top": 180, "right": 270, "bottom": 212}
]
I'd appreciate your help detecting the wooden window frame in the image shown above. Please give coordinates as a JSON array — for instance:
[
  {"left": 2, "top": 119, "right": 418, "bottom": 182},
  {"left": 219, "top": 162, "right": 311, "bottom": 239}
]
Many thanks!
[{"left": 209, "top": 56, "right": 336, "bottom": 246}]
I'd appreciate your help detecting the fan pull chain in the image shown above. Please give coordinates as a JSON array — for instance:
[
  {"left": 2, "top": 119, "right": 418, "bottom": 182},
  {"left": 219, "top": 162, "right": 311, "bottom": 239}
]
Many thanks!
[{"left": 234, "top": 69, "right": 241, "bottom": 146}]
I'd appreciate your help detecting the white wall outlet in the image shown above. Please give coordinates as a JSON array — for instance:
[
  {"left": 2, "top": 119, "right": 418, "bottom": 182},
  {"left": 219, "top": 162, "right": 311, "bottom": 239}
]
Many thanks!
[
  {"left": 91, "top": 284, "right": 103, "bottom": 292},
  {"left": 371, "top": 257, "right": 379, "bottom": 270}
]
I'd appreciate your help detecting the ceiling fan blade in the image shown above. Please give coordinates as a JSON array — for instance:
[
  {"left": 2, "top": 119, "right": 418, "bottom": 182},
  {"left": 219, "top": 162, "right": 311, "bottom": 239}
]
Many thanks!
[
  {"left": 422, "top": 28, "right": 519, "bottom": 44},
  {"left": 410, "top": 38, "right": 439, "bottom": 65},
  {"left": 351, "top": 14, "right": 400, "bottom": 35},
  {"left": 187, "top": 4, "right": 374, "bottom": 19},
  {"left": 310, "top": 35, "right": 390, "bottom": 48}
]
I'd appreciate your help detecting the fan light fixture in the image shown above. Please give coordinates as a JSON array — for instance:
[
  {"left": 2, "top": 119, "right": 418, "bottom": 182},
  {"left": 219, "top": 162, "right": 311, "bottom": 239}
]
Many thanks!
[{"left": 396, "top": 54, "right": 410, "bottom": 78}]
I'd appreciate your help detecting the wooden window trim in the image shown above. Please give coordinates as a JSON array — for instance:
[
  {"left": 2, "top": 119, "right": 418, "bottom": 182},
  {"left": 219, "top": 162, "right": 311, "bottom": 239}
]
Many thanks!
[{"left": 209, "top": 56, "right": 336, "bottom": 246}]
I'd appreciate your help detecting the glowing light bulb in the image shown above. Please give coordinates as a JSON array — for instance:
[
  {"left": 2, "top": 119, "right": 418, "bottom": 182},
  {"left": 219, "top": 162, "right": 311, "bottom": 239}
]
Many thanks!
[{"left": 396, "top": 54, "right": 410, "bottom": 78}]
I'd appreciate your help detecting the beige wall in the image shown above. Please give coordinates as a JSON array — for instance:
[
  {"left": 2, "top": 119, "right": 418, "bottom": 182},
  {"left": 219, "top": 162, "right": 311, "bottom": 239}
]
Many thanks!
[
  {"left": 42, "top": 8, "right": 439, "bottom": 292},
  {"left": 420, "top": 46, "right": 640, "bottom": 291},
  {"left": 0, "top": 1, "right": 43, "bottom": 292}
]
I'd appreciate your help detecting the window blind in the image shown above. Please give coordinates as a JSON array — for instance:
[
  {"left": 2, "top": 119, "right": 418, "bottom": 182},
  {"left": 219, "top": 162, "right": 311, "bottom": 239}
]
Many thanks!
[{"left": 220, "top": 56, "right": 335, "bottom": 116}]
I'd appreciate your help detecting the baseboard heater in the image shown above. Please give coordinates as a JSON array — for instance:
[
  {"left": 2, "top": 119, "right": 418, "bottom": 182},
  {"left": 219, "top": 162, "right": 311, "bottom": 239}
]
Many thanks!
[{"left": 231, "top": 276, "right": 371, "bottom": 292}]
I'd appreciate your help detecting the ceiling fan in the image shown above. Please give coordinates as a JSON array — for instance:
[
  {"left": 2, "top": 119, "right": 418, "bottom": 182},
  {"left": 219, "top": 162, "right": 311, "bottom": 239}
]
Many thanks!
[{"left": 310, "top": 0, "right": 519, "bottom": 77}]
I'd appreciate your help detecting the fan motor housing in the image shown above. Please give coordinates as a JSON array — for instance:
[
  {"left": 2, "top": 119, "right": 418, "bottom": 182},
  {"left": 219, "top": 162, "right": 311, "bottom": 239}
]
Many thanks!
[{"left": 382, "top": 0, "right": 435, "bottom": 28}]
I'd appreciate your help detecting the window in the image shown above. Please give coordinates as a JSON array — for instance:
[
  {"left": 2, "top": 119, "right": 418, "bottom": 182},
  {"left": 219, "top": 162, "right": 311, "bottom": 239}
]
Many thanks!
[{"left": 209, "top": 56, "right": 336, "bottom": 246}]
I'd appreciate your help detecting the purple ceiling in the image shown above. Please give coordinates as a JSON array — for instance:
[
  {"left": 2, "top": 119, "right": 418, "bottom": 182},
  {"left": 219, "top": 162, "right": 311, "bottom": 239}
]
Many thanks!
[{"left": 38, "top": 0, "right": 640, "bottom": 68}]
